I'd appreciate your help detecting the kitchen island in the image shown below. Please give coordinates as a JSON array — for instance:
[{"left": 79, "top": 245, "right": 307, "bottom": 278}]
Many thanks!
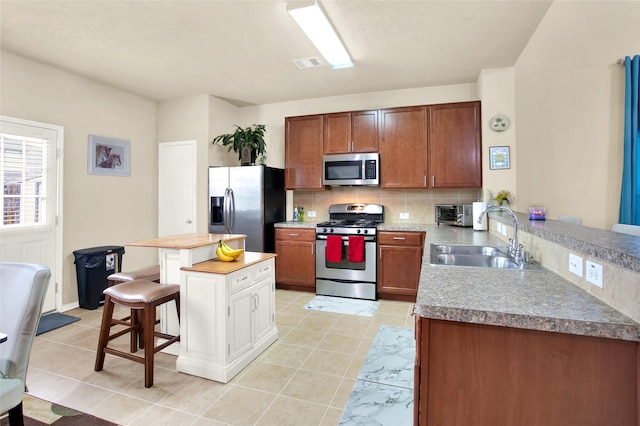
[
  {"left": 178, "top": 252, "right": 277, "bottom": 383},
  {"left": 127, "top": 234, "right": 278, "bottom": 383},
  {"left": 127, "top": 233, "right": 247, "bottom": 349},
  {"left": 410, "top": 222, "right": 640, "bottom": 425}
]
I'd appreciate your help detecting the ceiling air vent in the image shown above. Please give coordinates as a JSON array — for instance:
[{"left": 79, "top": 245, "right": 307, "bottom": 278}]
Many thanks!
[{"left": 291, "top": 57, "right": 324, "bottom": 70}]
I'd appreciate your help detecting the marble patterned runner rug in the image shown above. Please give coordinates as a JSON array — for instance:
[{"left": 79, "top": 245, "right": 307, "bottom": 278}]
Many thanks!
[
  {"left": 339, "top": 325, "right": 415, "bottom": 425},
  {"left": 303, "top": 295, "right": 379, "bottom": 317}
]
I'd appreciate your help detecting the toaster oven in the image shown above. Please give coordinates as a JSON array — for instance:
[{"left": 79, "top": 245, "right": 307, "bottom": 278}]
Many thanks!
[{"left": 435, "top": 204, "right": 473, "bottom": 227}]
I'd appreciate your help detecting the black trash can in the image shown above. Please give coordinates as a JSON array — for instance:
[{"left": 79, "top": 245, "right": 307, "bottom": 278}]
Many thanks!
[{"left": 73, "top": 245, "right": 125, "bottom": 309}]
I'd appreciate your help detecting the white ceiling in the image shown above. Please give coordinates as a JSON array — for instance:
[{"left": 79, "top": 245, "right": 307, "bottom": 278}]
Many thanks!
[{"left": 0, "top": 0, "right": 552, "bottom": 107}]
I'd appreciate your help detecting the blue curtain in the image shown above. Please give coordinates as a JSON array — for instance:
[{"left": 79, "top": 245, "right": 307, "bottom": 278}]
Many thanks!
[{"left": 619, "top": 55, "right": 640, "bottom": 225}]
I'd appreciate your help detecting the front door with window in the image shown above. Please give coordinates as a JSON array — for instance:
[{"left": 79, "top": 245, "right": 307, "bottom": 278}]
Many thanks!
[{"left": 0, "top": 117, "right": 61, "bottom": 313}]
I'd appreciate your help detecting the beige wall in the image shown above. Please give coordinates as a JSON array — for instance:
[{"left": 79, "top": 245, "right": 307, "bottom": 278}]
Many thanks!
[
  {"left": 156, "top": 94, "right": 216, "bottom": 233},
  {"left": 478, "top": 67, "right": 518, "bottom": 210},
  {"left": 514, "top": 1, "right": 639, "bottom": 229},
  {"left": 1, "top": 51, "right": 158, "bottom": 308}
]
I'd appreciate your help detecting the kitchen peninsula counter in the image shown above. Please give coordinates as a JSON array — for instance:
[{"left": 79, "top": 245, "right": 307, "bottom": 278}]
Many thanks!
[
  {"left": 413, "top": 222, "right": 640, "bottom": 425},
  {"left": 413, "top": 224, "right": 640, "bottom": 341}
]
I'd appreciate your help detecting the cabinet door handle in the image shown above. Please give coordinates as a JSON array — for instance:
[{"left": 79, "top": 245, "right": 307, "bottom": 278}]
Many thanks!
[
  {"left": 288, "top": 233, "right": 299, "bottom": 237},
  {"left": 311, "top": 245, "right": 315, "bottom": 255},
  {"left": 431, "top": 176, "right": 435, "bottom": 186},
  {"left": 423, "top": 176, "right": 427, "bottom": 187},
  {"left": 255, "top": 293, "right": 260, "bottom": 310},
  {"left": 237, "top": 275, "right": 249, "bottom": 284},
  {"left": 393, "top": 237, "right": 406, "bottom": 240},
  {"left": 379, "top": 247, "right": 382, "bottom": 258}
]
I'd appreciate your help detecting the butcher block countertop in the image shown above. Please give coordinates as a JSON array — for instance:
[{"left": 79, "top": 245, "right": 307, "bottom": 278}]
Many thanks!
[
  {"left": 181, "top": 252, "right": 277, "bottom": 274},
  {"left": 127, "top": 233, "right": 246, "bottom": 249}
]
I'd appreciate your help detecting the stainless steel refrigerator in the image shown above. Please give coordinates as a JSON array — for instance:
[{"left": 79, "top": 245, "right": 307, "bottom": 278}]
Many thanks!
[{"left": 208, "top": 165, "right": 285, "bottom": 253}]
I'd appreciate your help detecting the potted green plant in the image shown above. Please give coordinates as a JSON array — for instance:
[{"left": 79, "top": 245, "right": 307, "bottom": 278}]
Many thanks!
[
  {"left": 488, "top": 189, "right": 513, "bottom": 206},
  {"left": 212, "top": 124, "right": 267, "bottom": 165}
]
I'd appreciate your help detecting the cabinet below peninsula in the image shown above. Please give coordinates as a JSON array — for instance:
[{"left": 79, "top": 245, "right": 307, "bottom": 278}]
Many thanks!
[{"left": 415, "top": 317, "right": 638, "bottom": 425}]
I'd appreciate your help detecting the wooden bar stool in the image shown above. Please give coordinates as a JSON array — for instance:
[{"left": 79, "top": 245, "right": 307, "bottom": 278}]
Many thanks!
[
  {"left": 107, "top": 265, "right": 160, "bottom": 351},
  {"left": 94, "top": 279, "right": 180, "bottom": 388}
]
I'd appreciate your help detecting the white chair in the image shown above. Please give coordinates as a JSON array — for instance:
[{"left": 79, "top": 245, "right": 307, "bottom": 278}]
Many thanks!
[
  {"left": 0, "top": 263, "right": 51, "bottom": 424},
  {"left": 558, "top": 216, "right": 583, "bottom": 225},
  {"left": 611, "top": 223, "right": 640, "bottom": 236}
]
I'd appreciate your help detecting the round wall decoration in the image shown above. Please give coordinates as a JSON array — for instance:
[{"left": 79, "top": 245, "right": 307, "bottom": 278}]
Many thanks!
[{"left": 490, "top": 115, "right": 509, "bottom": 132}]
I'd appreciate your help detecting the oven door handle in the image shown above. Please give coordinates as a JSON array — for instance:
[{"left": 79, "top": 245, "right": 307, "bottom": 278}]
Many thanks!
[{"left": 316, "top": 235, "right": 376, "bottom": 242}]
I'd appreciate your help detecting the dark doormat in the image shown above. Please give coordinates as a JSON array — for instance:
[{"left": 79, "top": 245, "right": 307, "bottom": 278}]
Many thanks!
[{"left": 36, "top": 313, "right": 80, "bottom": 336}]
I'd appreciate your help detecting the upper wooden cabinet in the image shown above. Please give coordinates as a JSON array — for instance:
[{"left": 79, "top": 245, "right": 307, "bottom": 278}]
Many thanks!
[
  {"left": 323, "top": 110, "right": 379, "bottom": 154},
  {"left": 285, "top": 100, "right": 482, "bottom": 190},
  {"left": 379, "top": 106, "right": 428, "bottom": 189},
  {"left": 285, "top": 115, "right": 324, "bottom": 190},
  {"left": 428, "top": 101, "right": 482, "bottom": 188}
]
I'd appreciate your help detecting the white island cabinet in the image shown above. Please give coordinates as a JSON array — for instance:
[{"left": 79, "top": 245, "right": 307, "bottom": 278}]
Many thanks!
[{"left": 177, "top": 252, "right": 278, "bottom": 383}]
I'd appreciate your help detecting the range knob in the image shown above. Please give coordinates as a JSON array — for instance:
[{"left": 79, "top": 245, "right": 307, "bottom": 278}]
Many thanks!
[
  {"left": 363, "top": 229, "right": 369, "bottom": 234},
  {"left": 322, "top": 228, "right": 328, "bottom": 233},
  {"left": 356, "top": 229, "right": 361, "bottom": 234},
  {"left": 329, "top": 228, "right": 334, "bottom": 233}
]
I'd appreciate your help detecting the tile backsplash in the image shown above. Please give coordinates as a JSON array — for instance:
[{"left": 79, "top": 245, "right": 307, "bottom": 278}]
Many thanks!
[{"left": 293, "top": 187, "right": 481, "bottom": 224}]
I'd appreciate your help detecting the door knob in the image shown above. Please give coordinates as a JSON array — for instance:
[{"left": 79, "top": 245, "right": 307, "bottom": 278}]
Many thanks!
[{"left": 186, "top": 219, "right": 192, "bottom": 224}]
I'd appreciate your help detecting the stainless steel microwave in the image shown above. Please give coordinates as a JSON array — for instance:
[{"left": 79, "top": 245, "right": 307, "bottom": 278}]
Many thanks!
[{"left": 322, "top": 153, "right": 379, "bottom": 186}]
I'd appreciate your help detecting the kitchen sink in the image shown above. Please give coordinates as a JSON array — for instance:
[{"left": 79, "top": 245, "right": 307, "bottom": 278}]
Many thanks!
[
  {"left": 429, "top": 244, "right": 543, "bottom": 270},
  {"left": 430, "top": 244, "right": 505, "bottom": 257}
]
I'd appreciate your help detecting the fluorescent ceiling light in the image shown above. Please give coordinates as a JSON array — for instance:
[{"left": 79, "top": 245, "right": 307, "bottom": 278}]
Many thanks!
[{"left": 287, "top": 1, "right": 353, "bottom": 70}]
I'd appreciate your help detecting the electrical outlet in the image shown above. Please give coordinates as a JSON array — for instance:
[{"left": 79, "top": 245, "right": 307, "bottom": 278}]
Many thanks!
[
  {"left": 568, "top": 253, "right": 583, "bottom": 277},
  {"left": 400, "top": 212, "right": 410, "bottom": 220},
  {"left": 307, "top": 210, "right": 316, "bottom": 218},
  {"left": 498, "top": 223, "right": 507, "bottom": 236},
  {"left": 586, "top": 261, "right": 604, "bottom": 288}
]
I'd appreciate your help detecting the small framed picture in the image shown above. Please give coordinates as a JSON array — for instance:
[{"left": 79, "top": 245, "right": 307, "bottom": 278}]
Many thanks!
[
  {"left": 88, "top": 135, "right": 131, "bottom": 176},
  {"left": 489, "top": 146, "right": 510, "bottom": 170}
]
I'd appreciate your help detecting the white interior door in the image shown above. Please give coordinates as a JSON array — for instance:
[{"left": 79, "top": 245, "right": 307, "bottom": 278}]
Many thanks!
[
  {"left": 0, "top": 116, "right": 63, "bottom": 313},
  {"left": 158, "top": 140, "right": 197, "bottom": 237}
]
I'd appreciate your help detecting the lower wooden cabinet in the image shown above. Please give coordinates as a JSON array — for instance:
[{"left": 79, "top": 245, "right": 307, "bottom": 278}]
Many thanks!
[
  {"left": 414, "top": 317, "right": 640, "bottom": 425},
  {"left": 377, "top": 231, "right": 425, "bottom": 301},
  {"left": 275, "top": 228, "right": 316, "bottom": 292}
]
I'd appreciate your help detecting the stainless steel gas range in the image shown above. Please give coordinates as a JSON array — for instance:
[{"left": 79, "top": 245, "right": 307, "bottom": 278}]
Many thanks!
[{"left": 315, "top": 203, "right": 384, "bottom": 300}]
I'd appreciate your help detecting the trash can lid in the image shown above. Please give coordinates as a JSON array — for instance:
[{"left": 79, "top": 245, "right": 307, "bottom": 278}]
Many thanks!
[{"left": 72, "top": 246, "right": 125, "bottom": 256}]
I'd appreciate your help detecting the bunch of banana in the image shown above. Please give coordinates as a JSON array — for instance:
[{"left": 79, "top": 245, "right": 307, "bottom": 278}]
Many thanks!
[{"left": 216, "top": 240, "right": 244, "bottom": 262}]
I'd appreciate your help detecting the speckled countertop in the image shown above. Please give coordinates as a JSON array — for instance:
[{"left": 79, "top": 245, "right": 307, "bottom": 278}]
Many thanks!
[
  {"left": 276, "top": 217, "right": 640, "bottom": 342},
  {"left": 409, "top": 223, "right": 640, "bottom": 342}
]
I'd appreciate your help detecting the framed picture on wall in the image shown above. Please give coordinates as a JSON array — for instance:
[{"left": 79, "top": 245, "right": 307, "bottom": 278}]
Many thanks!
[
  {"left": 489, "top": 146, "right": 510, "bottom": 170},
  {"left": 88, "top": 135, "right": 131, "bottom": 176}
]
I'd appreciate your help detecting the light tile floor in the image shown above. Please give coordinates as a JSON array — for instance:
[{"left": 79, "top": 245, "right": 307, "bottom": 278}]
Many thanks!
[{"left": 25, "top": 290, "right": 415, "bottom": 425}]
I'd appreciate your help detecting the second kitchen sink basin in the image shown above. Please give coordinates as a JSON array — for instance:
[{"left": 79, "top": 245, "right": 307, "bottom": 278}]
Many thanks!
[{"left": 429, "top": 244, "right": 543, "bottom": 270}]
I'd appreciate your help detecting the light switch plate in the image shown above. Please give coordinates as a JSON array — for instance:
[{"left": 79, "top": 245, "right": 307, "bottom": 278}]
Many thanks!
[
  {"left": 307, "top": 211, "right": 316, "bottom": 218},
  {"left": 400, "top": 212, "right": 410, "bottom": 219},
  {"left": 568, "top": 253, "right": 583, "bottom": 277}
]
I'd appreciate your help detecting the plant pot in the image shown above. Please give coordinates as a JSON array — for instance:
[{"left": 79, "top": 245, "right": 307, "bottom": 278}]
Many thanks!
[{"left": 240, "top": 147, "right": 256, "bottom": 166}]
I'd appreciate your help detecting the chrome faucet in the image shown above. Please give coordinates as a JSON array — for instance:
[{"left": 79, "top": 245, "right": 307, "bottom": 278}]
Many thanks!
[{"left": 477, "top": 205, "right": 524, "bottom": 263}]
